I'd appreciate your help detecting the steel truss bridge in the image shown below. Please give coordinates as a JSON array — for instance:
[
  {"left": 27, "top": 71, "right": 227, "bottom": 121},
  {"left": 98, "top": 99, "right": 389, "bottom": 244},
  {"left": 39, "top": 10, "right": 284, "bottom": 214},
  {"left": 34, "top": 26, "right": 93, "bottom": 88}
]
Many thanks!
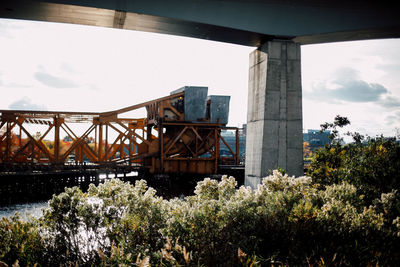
[{"left": 0, "top": 89, "right": 242, "bottom": 176}]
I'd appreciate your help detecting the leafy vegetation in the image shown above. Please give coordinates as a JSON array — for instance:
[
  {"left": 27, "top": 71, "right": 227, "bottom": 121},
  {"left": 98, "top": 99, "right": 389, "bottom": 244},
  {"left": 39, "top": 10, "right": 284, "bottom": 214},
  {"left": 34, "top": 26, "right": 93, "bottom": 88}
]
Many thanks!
[
  {"left": 1, "top": 172, "right": 399, "bottom": 266},
  {"left": 308, "top": 115, "right": 400, "bottom": 203},
  {"left": 1, "top": 115, "right": 399, "bottom": 266}
]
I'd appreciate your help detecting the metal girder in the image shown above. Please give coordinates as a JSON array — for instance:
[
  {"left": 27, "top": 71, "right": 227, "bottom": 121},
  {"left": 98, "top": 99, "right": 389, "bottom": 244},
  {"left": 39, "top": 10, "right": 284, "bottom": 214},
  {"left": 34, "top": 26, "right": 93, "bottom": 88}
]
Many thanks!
[
  {"left": 0, "top": 92, "right": 241, "bottom": 175},
  {"left": 17, "top": 121, "right": 54, "bottom": 161}
]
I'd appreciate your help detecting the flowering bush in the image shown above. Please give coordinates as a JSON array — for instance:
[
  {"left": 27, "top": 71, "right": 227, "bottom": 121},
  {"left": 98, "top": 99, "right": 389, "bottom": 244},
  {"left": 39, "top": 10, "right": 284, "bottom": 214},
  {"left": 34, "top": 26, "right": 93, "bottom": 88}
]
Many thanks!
[
  {"left": 1, "top": 172, "right": 399, "bottom": 266},
  {"left": 40, "top": 179, "right": 167, "bottom": 265},
  {"left": 0, "top": 214, "right": 44, "bottom": 266}
]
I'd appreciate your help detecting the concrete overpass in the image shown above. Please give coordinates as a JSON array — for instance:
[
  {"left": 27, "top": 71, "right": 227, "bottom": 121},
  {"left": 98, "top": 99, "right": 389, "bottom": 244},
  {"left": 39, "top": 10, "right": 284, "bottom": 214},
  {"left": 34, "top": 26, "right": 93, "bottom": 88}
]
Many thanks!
[{"left": 1, "top": 0, "right": 400, "bottom": 187}]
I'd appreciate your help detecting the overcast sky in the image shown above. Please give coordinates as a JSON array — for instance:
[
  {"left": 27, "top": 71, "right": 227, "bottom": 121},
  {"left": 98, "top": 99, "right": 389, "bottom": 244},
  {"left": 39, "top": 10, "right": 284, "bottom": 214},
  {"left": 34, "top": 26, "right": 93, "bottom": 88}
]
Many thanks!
[{"left": 0, "top": 18, "right": 399, "bottom": 138}]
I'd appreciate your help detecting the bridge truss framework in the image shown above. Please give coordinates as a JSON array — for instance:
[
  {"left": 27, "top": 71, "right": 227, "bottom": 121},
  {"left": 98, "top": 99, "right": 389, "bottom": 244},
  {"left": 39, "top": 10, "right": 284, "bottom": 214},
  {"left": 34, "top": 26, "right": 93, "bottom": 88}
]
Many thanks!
[{"left": 0, "top": 91, "right": 241, "bottom": 175}]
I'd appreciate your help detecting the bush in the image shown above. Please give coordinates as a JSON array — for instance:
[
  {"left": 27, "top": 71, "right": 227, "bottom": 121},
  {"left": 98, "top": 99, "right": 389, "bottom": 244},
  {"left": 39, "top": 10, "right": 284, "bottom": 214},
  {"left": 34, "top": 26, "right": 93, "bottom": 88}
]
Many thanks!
[
  {"left": 308, "top": 116, "right": 400, "bottom": 205},
  {"left": 4, "top": 116, "right": 400, "bottom": 265},
  {"left": 1, "top": 172, "right": 399, "bottom": 266},
  {"left": 0, "top": 214, "right": 44, "bottom": 266},
  {"left": 40, "top": 179, "right": 166, "bottom": 265},
  {"left": 309, "top": 136, "right": 400, "bottom": 202}
]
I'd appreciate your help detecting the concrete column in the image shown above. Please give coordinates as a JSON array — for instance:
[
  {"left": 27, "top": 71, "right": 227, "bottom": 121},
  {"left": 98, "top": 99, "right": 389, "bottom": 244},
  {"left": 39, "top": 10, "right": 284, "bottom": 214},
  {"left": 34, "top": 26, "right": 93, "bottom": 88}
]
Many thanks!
[{"left": 245, "top": 40, "right": 303, "bottom": 188}]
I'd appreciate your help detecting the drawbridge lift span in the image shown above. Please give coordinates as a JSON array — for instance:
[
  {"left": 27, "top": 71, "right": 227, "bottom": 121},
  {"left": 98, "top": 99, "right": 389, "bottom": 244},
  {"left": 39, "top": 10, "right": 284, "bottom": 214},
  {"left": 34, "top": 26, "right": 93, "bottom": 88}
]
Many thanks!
[{"left": 0, "top": 86, "right": 240, "bottom": 175}]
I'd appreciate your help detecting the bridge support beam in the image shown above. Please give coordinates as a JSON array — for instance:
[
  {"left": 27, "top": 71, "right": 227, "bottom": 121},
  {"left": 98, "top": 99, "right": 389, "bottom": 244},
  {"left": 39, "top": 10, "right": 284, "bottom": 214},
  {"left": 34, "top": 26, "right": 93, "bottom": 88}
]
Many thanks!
[{"left": 245, "top": 40, "right": 303, "bottom": 188}]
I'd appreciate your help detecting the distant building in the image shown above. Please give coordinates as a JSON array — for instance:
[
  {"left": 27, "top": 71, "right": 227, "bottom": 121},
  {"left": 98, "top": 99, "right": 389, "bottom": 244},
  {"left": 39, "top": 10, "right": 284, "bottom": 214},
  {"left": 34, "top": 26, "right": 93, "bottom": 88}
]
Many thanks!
[{"left": 303, "top": 129, "right": 331, "bottom": 150}]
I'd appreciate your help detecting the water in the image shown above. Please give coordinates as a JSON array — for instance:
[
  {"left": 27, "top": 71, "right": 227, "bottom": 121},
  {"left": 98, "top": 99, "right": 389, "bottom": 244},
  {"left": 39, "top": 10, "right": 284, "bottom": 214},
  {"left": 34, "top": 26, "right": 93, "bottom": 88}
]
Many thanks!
[
  {"left": 0, "top": 201, "right": 49, "bottom": 220},
  {"left": 0, "top": 174, "right": 137, "bottom": 221},
  {"left": 0, "top": 172, "right": 202, "bottom": 221}
]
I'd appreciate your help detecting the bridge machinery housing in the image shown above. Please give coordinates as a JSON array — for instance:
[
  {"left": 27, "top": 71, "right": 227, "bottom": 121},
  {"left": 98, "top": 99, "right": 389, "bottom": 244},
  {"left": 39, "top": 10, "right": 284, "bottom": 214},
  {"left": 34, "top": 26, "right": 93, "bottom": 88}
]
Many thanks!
[{"left": 0, "top": 86, "right": 240, "bottom": 175}]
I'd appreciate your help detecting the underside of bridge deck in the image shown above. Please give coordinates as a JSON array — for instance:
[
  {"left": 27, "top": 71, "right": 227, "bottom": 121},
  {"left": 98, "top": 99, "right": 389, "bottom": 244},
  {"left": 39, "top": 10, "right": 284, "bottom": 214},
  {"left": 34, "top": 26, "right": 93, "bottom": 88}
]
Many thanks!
[{"left": 1, "top": 0, "right": 399, "bottom": 46}]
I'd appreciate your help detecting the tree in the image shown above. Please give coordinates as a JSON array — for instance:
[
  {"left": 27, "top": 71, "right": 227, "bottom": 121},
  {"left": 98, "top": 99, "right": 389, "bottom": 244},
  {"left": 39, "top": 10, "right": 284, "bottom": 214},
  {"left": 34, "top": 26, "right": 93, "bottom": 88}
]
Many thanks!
[
  {"left": 308, "top": 115, "right": 400, "bottom": 203},
  {"left": 303, "top": 141, "right": 312, "bottom": 158}
]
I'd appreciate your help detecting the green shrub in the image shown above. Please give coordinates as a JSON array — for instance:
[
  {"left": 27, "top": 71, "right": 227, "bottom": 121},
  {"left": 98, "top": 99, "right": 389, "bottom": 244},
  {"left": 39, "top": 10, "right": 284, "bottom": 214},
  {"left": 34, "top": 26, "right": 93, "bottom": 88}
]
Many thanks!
[
  {"left": 0, "top": 214, "right": 44, "bottom": 266},
  {"left": 40, "top": 179, "right": 166, "bottom": 266},
  {"left": 1, "top": 172, "right": 399, "bottom": 266},
  {"left": 309, "top": 136, "right": 400, "bottom": 203},
  {"left": 308, "top": 116, "right": 400, "bottom": 204}
]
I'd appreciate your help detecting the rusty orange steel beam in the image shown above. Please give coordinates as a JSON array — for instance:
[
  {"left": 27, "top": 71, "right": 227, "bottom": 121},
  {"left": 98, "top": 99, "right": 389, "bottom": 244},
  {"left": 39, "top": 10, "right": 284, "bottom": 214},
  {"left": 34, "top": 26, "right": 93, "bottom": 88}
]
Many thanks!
[
  {"left": 106, "top": 139, "right": 126, "bottom": 161},
  {"left": 108, "top": 122, "right": 149, "bottom": 146},
  {"left": 164, "top": 101, "right": 184, "bottom": 120},
  {"left": 188, "top": 126, "right": 203, "bottom": 141},
  {"left": 116, "top": 121, "right": 151, "bottom": 145},
  {"left": 163, "top": 122, "right": 225, "bottom": 127},
  {"left": 214, "top": 128, "right": 219, "bottom": 173},
  {"left": 0, "top": 110, "right": 100, "bottom": 116},
  {"left": 0, "top": 121, "right": 5, "bottom": 131},
  {"left": 181, "top": 140, "right": 196, "bottom": 157},
  {"left": 106, "top": 134, "right": 130, "bottom": 161},
  {"left": 60, "top": 124, "right": 95, "bottom": 161},
  {"left": 0, "top": 122, "right": 17, "bottom": 142},
  {"left": 164, "top": 158, "right": 215, "bottom": 161},
  {"left": 61, "top": 121, "right": 96, "bottom": 164},
  {"left": 11, "top": 139, "right": 32, "bottom": 161},
  {"left": 81, "top": 142, "right": 97, "bottom": 162},
  {"left": 202, "top": 130, "right": 216, "bottom": 155},
  {"left": 219, "top": 133, "right": 235, "bottom": 158},
  {"left": 17, "top": 122, "right": 54, "bottom": 161},
  {"left": 164, "top": 126, "right": 188, "bottom": 155},
  {"left": 235, "top": 128, "right": 240, "bottom": 165},
  {"left": 38, "top": 124, "right": 54, "bottom": 142},
  {"left": 104, "top": 132, "right": 124, "bottom": 161},
  {"left": 98, "top": 124, "right": 103, "bottom": 161},
  {"left": 0, "top": 92, "right": 184, "bottom": 122},
  {"left": 1, "top": 90, "right": 241, "bottom": 175},
  {"left": 101, "top": 92, "right": 184, "bottom": 116}
]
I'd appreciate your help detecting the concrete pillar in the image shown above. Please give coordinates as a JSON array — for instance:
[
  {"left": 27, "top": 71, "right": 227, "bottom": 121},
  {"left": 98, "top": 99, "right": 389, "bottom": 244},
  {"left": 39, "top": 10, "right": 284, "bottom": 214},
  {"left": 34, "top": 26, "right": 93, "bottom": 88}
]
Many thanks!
[{"left": 245, "top": 40, "right": 303, "bottom": 188}]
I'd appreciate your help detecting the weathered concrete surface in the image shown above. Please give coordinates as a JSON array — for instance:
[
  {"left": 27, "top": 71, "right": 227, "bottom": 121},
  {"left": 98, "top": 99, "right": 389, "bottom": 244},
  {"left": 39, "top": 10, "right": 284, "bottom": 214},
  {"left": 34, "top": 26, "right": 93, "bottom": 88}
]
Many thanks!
[
  {"left": 1, "top": 0, "right": 400, "bottom": 46},
  {"left": 245, "top": 41, "right": 303, "bottom": 188}
]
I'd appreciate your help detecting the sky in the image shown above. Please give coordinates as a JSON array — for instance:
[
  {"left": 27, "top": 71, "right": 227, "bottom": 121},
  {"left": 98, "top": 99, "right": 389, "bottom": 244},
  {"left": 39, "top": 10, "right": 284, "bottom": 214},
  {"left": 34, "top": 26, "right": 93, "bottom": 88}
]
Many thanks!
[{"left": 0, "top": 18, "right": 399, "bottom": 138}]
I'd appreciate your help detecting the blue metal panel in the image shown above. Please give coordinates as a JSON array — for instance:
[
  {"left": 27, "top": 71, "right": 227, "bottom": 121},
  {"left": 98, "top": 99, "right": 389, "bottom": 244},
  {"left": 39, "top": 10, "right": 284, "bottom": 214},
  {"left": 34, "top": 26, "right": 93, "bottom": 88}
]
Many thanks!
[
  {"left": 208, "top": 95, "right": 230, "bottom": 125},
  {"left": 171, "top": 86, "right": 208, "bottom": 122}
]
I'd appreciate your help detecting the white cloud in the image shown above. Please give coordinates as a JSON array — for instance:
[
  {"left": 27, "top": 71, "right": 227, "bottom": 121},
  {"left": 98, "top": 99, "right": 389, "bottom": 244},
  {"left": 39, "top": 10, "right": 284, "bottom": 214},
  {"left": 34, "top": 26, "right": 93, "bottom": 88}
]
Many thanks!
[
  {"left": 34, "top": 70, "right": 78, "bottom": 88},
  {"left": 304, "top": 66, "right": 400, "bottom": 108},
  {"left": 307, "top": 78, "right": 387, "bottom": 103},
  {"left": 8, "top": 97, "right": 47, "bottom": 111},
  {"left": 302, "top": 39, "right": 400, "bottom": 136},
  {"left": 60, "top": 62, "right": 80, "bottom": 74},
  {"left": 378, "top": 96, "right": 400, "bottom": 108}
]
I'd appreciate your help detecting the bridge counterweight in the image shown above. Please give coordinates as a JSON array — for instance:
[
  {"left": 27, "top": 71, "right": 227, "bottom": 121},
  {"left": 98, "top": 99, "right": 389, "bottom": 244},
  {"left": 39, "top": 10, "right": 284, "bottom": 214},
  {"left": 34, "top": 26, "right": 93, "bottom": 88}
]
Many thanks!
[{"left": 0, "top": 86, "right": 243, "bottom": 176}]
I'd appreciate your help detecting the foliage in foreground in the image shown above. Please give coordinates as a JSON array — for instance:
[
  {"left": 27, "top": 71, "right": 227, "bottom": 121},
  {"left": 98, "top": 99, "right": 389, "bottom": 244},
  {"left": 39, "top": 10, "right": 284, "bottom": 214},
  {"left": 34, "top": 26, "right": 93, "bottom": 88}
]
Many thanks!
[
  {"left": 308, "top": 115, "right": 400, "bottom": 204},
  {"left": 1, "top": 171, "right": 400, "bottom": 266}
]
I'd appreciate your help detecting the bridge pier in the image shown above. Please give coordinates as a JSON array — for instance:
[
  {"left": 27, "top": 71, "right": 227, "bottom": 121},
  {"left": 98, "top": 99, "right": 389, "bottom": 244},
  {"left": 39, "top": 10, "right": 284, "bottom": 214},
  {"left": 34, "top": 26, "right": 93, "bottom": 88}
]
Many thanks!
[{"left": 245, "top": 40, "right": 303, "bottom": 188}]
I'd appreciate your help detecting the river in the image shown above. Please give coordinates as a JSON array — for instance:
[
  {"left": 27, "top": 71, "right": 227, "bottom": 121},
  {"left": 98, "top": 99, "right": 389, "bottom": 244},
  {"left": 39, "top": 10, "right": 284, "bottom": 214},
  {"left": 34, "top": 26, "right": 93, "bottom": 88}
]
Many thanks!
[
  {"left": 0, "top": 172, "right": 221, "bottom": 221},
  {"left": 0, "top": 201, "right": 49, "bottom": 220}
]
